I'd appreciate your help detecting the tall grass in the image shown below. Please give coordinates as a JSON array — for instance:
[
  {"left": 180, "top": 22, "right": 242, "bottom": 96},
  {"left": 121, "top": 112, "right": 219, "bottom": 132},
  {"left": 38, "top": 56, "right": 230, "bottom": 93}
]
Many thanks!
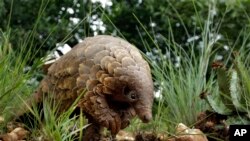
[
  {"left": 0, "top": 30, "right": 36, "bottom": 122},
  {"left": 0, "top": 1, "right": 89, "bottom": 140},
  {"left": 150, "top": 37, "right": 212, "bottom": 131},
  {"left": 23, "top": 95, "right": 87, "bottom": 141},
  {"left": 0, "top": 0, "right": 48, "bottom": 125}
]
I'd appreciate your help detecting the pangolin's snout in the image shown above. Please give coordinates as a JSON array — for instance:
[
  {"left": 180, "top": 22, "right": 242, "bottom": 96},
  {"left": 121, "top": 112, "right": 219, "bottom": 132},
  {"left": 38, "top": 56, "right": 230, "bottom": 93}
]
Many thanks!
[
  {"left": 142, "top": 114, "right": 152, "bottom": 123},
  {"left": 134, "top": 99, "right": 153, "bottom": 123},
  {"left": 136, "top": 108, "right": 152, "bottom": 123}
]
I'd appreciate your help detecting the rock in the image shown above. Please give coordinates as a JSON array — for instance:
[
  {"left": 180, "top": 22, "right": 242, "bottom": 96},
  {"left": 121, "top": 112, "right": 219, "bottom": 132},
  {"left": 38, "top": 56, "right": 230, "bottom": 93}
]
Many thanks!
[
  {"left": 168, "top": 123, "right": 208, "bottom": 141},
  {"left": 0, "top": 127, "right": 29, "bottom": 141}
]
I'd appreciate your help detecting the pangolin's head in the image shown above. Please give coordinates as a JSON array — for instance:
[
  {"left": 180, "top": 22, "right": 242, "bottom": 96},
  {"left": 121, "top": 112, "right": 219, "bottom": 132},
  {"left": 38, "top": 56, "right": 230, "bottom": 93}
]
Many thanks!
[
  {"left": 112, "top": 62, "right": 154, "bottom": 123},
  {"left": 131, "top": 67, "right": 154, "bottom": 123}
]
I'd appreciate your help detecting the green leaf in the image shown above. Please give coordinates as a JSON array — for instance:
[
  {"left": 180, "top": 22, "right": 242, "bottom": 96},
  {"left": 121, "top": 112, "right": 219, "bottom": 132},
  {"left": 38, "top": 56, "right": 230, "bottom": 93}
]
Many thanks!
[
  {"left": 216, "top": 67, "right": 235, "bottom": 110},
  {"left": 206, "top": 91, "right": 233, "bottom": 115},
  {"left": 229, "top": 69, "right": 246, "bottom": 112},
  {"left": 234, "top": 57, "right": 250, "bottom": 103}
]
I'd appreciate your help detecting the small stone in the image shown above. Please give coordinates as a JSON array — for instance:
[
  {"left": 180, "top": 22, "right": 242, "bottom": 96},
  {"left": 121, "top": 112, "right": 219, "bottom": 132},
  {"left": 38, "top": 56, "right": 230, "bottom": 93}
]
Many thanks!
[
  {"left": 0, "top": 127, "right": 29, "bottom": 141},
  {"left": 116, "top": 130, "right": 134, "bottom": 141},
  {"left": 171, "top": 123, "right": 208, "bottom": 141}
]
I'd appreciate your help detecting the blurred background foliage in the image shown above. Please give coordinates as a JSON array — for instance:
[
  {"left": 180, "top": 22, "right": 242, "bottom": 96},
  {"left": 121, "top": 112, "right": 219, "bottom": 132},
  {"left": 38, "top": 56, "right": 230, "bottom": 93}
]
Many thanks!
[{"left": 1, "top": 0, "right": 250, "bottom": 60}]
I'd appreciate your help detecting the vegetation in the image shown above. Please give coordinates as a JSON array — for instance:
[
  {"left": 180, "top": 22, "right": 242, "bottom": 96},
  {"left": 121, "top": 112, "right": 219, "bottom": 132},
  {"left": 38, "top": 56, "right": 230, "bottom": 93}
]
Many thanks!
[
  {"left": 1, "top": 0, "right": 250, "bottom": 140},
  {"left": 204, "top": 52, "right": 250, "bottom": 120}
]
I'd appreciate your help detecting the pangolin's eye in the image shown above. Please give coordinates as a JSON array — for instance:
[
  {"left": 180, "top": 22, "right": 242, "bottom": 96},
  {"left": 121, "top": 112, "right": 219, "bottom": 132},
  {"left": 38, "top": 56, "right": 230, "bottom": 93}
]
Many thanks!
[
  {"left": 129, "top": 91, "right": 137, "bottom": 100},
  {"left": 123, "top": 86, "right": 138, "bottom": 101}
]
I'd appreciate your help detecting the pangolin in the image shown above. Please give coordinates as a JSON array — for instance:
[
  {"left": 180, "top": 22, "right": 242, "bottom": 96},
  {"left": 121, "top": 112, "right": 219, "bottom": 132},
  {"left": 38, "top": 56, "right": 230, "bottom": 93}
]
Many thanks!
[{"left": 17, "top": 35, "right": 154, "bottom": 140}]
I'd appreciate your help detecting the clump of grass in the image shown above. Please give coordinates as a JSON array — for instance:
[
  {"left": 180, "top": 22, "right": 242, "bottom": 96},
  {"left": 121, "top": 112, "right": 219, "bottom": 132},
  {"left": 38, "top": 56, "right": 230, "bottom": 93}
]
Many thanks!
[
  {"left": 0, "top": 1, "right": 89, "bottom": 140},
  {"left": 0, "top": 29, "right": 88, "bottom": 140},
  {"left": 22, "top": 94, "right": 88, "bottom": 141},
  {"left": 142, "top": 37, "right": 212, "bottom": 134},
  {"left": 0, "top": 0, "right": 51, "bottom": 124},
  {"left": 0, "top": 29, "right": 38, "bottom": 124}
]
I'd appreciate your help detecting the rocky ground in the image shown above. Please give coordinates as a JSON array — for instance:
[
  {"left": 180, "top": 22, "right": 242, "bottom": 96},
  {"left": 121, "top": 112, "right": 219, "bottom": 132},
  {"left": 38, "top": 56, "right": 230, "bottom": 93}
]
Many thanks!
[{"left": 0, "top": 117, "right": 209, "bottom": 141}]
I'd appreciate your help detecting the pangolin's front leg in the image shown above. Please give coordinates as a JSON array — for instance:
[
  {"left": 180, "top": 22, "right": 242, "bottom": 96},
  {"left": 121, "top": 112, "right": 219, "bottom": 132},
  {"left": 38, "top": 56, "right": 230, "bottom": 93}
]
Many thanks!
[
  {"left": 81, "top": 116, "right": 102, "bottom": 141},
  {"left": 78, "top": 91, "right": 122, "bottom": 136}
]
